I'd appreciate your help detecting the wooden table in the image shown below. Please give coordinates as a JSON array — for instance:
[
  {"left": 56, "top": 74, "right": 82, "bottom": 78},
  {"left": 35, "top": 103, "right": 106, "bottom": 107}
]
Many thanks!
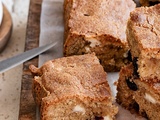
[{"left": 19, "top": 0, "right": 42, "bottom": 119}]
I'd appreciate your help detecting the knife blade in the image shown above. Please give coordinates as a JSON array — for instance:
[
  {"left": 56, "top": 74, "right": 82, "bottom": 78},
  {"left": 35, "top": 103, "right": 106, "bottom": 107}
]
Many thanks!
[{"left": 0, "top": 42, "right": 57, "bottom": 73}]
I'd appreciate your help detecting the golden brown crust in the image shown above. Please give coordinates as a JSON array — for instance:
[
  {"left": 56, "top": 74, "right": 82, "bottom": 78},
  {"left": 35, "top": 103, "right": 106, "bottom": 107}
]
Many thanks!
[
  {"left": 127, "top": 4, "right": 160, "bottom": 58},
  {"left": 127, "top": 4, "right": 160, "bottom": 81},
  {"left": 30, "top": 53, "right": 111, "bottom": 101},
  {"left": 65, "top": 0, "right": 135, "bottom": 41},
  {"left": 30, "top": 53, "right": 118, "bottom": 119},
  {"left": 64, "top": 0, "right": 136, "bottom": 71}
]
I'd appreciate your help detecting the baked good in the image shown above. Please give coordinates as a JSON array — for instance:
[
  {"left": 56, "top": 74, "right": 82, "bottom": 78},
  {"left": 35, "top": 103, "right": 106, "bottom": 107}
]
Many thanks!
[
  {"left": 63, "top": 0, "right": 136, "bottom": 72},
  {"left": 126, "top": 4, "right": 160, "bottom": 81},
  {"left": 117, "top": 5, "right": 160, "bottom": 119},
  {"left": 139, "top": 0, "right": 160, "bottom": 6},
  {"left": 30, "top": 53, "right": 118, "bottom": 120},
  {"left": 116, "top": 63, "right": 160, "bottom": 120}
]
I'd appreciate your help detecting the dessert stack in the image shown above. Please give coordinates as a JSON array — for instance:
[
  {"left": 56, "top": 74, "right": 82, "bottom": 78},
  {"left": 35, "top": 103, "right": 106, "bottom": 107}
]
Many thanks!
[{"left": 116, "top": 4, "right": 160, "bottom": 120}]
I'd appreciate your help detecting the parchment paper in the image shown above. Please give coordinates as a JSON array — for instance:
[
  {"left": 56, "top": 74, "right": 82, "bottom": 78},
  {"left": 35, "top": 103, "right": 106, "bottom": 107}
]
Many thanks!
[{"left": 39, "top": 0, "right": 146, "bottom": 119}]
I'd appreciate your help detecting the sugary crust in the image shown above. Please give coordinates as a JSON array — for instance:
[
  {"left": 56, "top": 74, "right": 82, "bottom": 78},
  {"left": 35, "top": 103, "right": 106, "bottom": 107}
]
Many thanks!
[
  {"left": 127, "top": 4, "right": 160, "bottom": 58},
  {"left": 30, "top": 54, "right": 118, "bottom": 119},
  {"left": 30, "top": 54, "right": 112, "bottom": 102},
  {"left": 65, "top": 0, "right": 135, "bottom": 41},
  {"left": 64, "top": 0, "right": 136, "bottom": 71}
]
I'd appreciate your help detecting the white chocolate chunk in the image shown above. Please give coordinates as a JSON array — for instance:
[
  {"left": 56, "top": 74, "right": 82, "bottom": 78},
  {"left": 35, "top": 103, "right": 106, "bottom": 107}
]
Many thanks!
[
  {"left": 73, "top": 105, "right": 85, "bottom": 114},
  {"left": 104, "top": 115, "right": 111, "bottom": 120},
  {"left": 56, "top": 67, "right": 62, "bottom": 71},
  {"left": 123, "top": 51, "right": 128, "bottom": 58},
  {"left": 86, "top": 38, "right": 101, "bottom": 47},
  {"left": 144, "top": 93, "right": 156, "bottom": 104},
  {"left": 85, "top": 47, "right": 91, "bottom": 52}
]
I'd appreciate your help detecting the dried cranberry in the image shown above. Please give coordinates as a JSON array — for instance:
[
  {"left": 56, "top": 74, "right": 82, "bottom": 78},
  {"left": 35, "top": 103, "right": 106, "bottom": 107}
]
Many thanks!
[
  {"left": 141, "top": 111, "right": 149, "bottom": 119},
  {"left": 149, "top": 1, "right": 160, "bottom": 6},
  {"left": 95, "top": 116, "right": 103, "bottom": 120},
  {"left": 133, "top": 101, "right": 139, "bottom": 112},
  {"left": 133, "top": 57, "right": 139, "bottom": 78},
  {"left": 126, "top": 78, "right": 138, "bottom": 91},
  {"left": 127, "top": 50, "right": 132, "bottom": 62}
]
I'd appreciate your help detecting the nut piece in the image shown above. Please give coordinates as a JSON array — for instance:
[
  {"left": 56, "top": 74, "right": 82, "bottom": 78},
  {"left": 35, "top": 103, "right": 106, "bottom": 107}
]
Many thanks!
[
  {"left": 104, "top": 115, "right": 112, "bottom": 120},
  {"left": 126, "top": 78, "right": 138, "bottom": 91},
  {"left": 73, "top": 105, "right": 86, "bottom": 115},
  {"left": 144, "top": 93, "right": 156, "bottom": 104},
  {"left": 85, "top": 38, "right": 101, "bottom": 48}
]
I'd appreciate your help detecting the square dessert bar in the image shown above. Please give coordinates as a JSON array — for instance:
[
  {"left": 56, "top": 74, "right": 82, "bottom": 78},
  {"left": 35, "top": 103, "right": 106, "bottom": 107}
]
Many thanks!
[
  {"left": 126, "top": 4, "right": 160, "bottom": 81},
  {"left": 140, "top": 0, "right": 160, "bottom": 6},
  {"left": 116, "top": 64, "right": 160, "bottom": 120},
  {"left": 30, "top": 53, "right": 118, "bottom": 120},
  {"left": 63, "top": 0, "right": 135, "bottom": 71}
]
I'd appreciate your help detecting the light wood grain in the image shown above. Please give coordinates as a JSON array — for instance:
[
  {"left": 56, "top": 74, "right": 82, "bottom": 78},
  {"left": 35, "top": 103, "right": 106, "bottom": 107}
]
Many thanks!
[{"left": 19, "top": 0, "right": 42, "bottom": 120}]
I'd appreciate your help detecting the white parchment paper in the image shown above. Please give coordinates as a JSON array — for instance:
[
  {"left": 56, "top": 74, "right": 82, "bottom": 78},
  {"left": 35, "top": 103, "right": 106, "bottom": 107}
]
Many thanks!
[
  {"left": 39, "top": 0, "right": 64, "bottom": 66},
  {"left": 39, "top": 0, "right": 145, "bottom": 119}
]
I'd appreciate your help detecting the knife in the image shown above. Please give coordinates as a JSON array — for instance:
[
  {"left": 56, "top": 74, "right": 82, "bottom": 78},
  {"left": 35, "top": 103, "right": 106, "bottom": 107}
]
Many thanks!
[{"left": 0, "top": 42, "right": 57, "bottom": 73}]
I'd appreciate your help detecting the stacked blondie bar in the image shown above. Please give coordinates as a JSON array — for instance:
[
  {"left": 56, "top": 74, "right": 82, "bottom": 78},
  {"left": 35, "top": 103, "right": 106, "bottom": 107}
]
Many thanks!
[
  {"left": 64, "top": 0, "right": 136, "bottom": 72},
  {"left": 117, "top": 4, "right": 160, "bottom": 120},
  {"left": 30, "top": 53, "right": 118, "bottom": 120}
]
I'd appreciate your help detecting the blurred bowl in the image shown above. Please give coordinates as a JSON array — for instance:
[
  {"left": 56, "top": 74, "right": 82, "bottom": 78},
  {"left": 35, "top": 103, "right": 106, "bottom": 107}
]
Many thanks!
[
  {"left": 0, "top": 0, "right": 3, "bottom": 26},
  {"left": 0, "top": 4, "right": 12, "bottom": 52}
]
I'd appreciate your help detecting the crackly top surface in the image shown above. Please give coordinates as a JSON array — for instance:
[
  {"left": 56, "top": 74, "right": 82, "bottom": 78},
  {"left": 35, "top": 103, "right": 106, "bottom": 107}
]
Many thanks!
[
  {"left": 128, "top": 4, "right": 160, "bottom": 50},
  {"left": 68, "top": 0, "right": 135, "bottom": 42},
  {"left": 30, "top": 53, "right": 111, "bottom": 102}
]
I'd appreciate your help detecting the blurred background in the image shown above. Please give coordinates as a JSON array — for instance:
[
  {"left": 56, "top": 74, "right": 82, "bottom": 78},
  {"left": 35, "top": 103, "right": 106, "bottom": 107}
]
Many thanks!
[{"left": 0, "top": 0, "right": 30, "bottom": 120}]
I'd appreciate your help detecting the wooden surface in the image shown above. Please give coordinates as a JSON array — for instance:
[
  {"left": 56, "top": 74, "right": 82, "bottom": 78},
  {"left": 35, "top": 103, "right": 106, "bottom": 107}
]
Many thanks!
[
  {"left": 0, "top": 5, "right": 12, "bottom": 52},
  {"left": 19, "top": 0, "right": 42, "bottom": 119}
]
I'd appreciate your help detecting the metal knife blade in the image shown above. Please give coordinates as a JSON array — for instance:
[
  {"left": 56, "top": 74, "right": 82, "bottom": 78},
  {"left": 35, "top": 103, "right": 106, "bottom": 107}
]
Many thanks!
[{"left": 0, "top": 42, "right": 57, "bottom": 73}]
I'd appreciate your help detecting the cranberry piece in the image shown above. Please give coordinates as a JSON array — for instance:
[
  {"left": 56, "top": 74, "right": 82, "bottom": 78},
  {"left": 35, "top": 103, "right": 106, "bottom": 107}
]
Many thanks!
[{"left": 126, "top": 78, "right": 138, "bottom": 91}]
